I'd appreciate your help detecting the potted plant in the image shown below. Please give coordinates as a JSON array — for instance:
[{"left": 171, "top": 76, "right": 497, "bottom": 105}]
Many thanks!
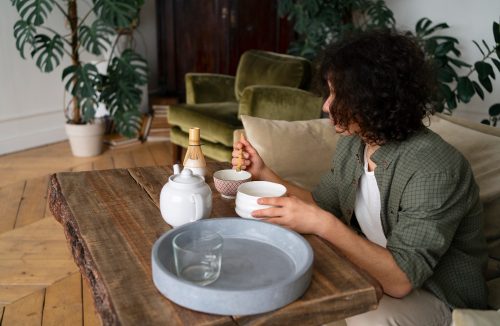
[{"left": 10, "top": 0, "right": 148, "bottom": 156}]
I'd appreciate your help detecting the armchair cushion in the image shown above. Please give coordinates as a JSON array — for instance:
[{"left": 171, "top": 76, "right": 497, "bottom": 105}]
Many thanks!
[
  {"left": 168, "top": 102, "right": 241, "bottom": 147},
  {"left": 235, "top": 50, "right": 312, "bottom": 100},
  {"left": 185, "top": 73, "right": 236, "bottom": 105},
  {"left": 239, "top": 86, "right": 323, "bottom": 121}
]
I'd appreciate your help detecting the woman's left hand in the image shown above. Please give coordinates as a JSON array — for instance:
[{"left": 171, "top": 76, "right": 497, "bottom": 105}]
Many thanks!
[{"left": 252, "top": 196, "right": 331, "bottom": 235}]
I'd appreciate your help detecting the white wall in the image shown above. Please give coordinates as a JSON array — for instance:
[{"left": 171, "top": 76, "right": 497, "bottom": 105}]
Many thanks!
[
  {"left": 0, "top": 0, "right": 158, "bottom": 155},
  {"left": 386, "top": 0, "right": 500, "bottom": 122}
]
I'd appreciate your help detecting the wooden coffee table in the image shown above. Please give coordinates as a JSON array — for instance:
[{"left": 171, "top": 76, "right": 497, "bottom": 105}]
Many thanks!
[{"left": 49, "top": 162, "right": 381, "bottom": 325}]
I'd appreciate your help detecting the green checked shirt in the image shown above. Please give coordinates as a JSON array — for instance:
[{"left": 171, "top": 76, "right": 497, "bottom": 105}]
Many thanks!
[{"left": 312, "top": 128, "right": 488, "bottom": 309}]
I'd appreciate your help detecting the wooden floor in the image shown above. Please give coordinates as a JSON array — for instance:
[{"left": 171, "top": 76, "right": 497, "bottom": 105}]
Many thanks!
[{"left": 0, "top": 140, "right": 174, "bottom": 325}]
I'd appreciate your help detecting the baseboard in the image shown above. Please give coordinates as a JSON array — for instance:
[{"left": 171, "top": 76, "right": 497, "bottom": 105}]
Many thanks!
[{"left": 0, "top": 112, "right": 68, "bottom": 155}]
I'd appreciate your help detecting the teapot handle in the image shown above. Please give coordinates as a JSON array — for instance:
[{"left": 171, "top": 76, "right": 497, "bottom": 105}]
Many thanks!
[{"left": 192, "top": 193, "right": 204, "bottom": 221}]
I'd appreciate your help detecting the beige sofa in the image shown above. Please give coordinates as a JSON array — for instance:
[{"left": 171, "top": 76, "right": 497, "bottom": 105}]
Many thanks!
[{"left": 239, "top": 112, "right": 500, "bottom": 324}]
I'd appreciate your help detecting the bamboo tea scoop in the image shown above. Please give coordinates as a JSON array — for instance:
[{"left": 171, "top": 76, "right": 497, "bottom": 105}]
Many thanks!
[{"left": 236, "top": 133, "right": 245, "bottom": 172}]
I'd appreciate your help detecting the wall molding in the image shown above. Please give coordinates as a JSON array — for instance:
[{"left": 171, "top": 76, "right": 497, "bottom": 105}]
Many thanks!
[{"left": 0, "top": 111, "right": 68, "bottom": 155}]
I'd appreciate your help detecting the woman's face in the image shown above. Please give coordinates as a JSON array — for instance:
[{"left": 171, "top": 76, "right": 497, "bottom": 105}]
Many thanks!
[{"left": 323, "top": 81, "right": 360, "bottom": 136}]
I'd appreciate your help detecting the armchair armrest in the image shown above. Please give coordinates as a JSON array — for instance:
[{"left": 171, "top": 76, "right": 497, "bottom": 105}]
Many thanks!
[
  {"left": 238, "top": 85, "right": 322, "bottom": 121},
  {"left": 185, "top": 73, "right": 236, "bottom": 104}
]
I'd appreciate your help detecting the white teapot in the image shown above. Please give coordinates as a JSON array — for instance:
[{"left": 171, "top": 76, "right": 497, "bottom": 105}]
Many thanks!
[{"left": 160, "top": 165, "right": 212, "bottom": 227}]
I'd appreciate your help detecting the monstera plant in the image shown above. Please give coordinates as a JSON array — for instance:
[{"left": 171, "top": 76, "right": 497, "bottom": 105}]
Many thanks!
[{"left": 10, "top": 0, "right": 148, "bottom": 154}]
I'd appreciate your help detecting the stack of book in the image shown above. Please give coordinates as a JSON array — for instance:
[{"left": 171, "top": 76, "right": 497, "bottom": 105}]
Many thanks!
[
  {"left": 147, "top": 104, "right": 171, "bottom": 142},
  {"left": 103, "top": 113, "right": 152, "bottom": 149}
]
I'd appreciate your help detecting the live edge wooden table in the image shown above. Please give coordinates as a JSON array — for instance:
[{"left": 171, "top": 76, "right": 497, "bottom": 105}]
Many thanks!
[{"left": 49, "top": 162, "right": 381, "bottom": 326}]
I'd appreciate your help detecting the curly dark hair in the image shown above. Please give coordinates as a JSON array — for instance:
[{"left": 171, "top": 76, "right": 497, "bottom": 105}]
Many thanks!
[{"left": 319, "top": 29, "right": 437, "bottom": 144}]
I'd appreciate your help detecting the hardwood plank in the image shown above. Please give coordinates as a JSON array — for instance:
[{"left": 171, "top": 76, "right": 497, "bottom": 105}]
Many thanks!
[
  {"left": 112, "top": 151, "right": 135, "bottom": 169},
  {"left": 0, "top": 305, "right": 3, "bottom": 322},
  {"left": 0, "top": 218, "right": 77, "bottom": 305},
  {"left": 147, "top": 141, "right": 172, "bottom": 166},
  {"left": 42, "top": 273, "right": 82, "bottom": 326},
  {"left": 92, "top": 157, "right": 115, "bottom": 171},
  {"left": 2, "top": 288, "right": 44, "bottom": 326},
  {"left": 15, "top": 175, "right": 50, "bottom": 228},
  {"left": 49, "top": 170, "right": 234, "bottom": 326},
  {"left": 82, "top": 275, "right": 102, "bottom": 326},
  {"left": 132, "top": 145, "right": 157, "bottom": 167},
  {"left": 0, "top": 181, "right": 25, "bottom": 234},
  {"left": 71, "top": 162, "right": 94, "bottom": 172}
]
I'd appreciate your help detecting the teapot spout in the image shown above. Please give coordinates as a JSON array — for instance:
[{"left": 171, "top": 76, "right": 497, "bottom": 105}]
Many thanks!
[{"left": 173, "top": 164, "right": 181, "bottom": 175}]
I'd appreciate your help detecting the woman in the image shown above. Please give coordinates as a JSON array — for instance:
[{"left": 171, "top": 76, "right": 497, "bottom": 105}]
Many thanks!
[{"left": 232, "top": 30, "right": 487, "bottom": 325}]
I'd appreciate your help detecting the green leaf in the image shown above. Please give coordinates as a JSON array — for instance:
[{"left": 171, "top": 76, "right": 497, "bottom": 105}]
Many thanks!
[
  {"left": 80, "top": 97, "right": 98, "bottom": 123},
  {"left": 473, "top": 40, "right": 485, "bottom": 56},
  {"left": 15, "top": 0, "right": 54, "bottom": 26},
  {"left": 79, "top": 20, "right": 114, "bottom": 55},
  {"left": 439, "top": 83, "right": 452, "bottom": 99},
  {"left": 489, "top": 103, "right": 500, "bottom": 116},
  {"left": 479, "top": 76, "right": 493, "bottom": 92},
  {"left": 493, "top": 22, "right": 500, "bottom": 44},
  {"left": 446, "top": 93, "right": 457, "bottom": 110},
  {"left": 92, "top": 0, "right": 138, "bottom": 28},
  {"left": 437, "top": 65, "right": 456, "bottom": 83},
  {"left": 448, "top": 57, "right": 471, "bottom": 68},
  {"left": 475, "top": 61, "right": 495, "bottom": 80},
  {"left": 456, "top": 77, "right": 475, "bottom": 103},
  {"left": 472, "top": 81, "right": 485, "bottom": 100},
  {"left": 416, "top": 18, "right": 432, "bottom": 35},
  {"left": 109, "top": 49, "right": 148, "bottom": 85},
  {"left": 13, "top": 20, "right": 36, "bottom": 59},
  {"left": 492, "top": 58, "right": 500, "bottom": 73},
  {"left": 30, "top": 34, "right": 64, "bottom": 72},
  {"left": 62, "top": 63, "right": 100, "bottom": 98},
  {"left": 482, "top": 40, "right": 491, "bottom": 53},
  {"left": 421, "top": 22, "right": 449, "bottom": 37},
  {"left": 435, "top": 41, "right": 455, "bottom": 56},
  {"left": 112, "top": 110, "right": 142, "bottom": 138},
  {"left": 481, "top": 119, "right": 491, "bottom": 125}
]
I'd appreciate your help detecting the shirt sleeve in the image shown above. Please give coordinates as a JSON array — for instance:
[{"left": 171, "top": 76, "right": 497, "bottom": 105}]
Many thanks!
[{"left": 387, "top": 166, "right": 481, "bottom": 288}]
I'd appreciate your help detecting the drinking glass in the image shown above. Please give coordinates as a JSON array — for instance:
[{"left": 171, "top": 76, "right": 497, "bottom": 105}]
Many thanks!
[{"left": 173, "top": 229, "right": 223, "bottom": 286}]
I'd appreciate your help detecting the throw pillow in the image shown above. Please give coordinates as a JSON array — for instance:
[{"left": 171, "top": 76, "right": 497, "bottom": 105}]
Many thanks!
[
  {"left": 429, "top": 114, "right": 500, "bottom": 264},
  {"left": 240, "top": 115, "right": 339, "bottom": 191}
]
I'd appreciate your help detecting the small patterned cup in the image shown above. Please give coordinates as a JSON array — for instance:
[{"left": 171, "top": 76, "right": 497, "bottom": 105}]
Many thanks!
[{"left": 213, "top": 169, "right": 252, "bottom": 199}]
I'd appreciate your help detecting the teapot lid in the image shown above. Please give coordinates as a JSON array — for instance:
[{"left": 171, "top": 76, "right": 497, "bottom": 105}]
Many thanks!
[{"left": 172, "top": 168, "right": 203, "bottom": 184}]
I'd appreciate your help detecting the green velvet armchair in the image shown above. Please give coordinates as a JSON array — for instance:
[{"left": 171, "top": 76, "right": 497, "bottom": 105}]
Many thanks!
[{"left": 167, "top": 50, "right": 323, "bottom": 162}]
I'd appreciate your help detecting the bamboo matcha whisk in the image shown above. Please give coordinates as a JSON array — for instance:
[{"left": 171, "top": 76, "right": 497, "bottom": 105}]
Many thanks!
[{"left": 183, "top": 127, "right": 207, "bottom": 176}]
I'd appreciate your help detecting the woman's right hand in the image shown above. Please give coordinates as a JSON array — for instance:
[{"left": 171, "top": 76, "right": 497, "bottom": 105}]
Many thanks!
[{"left": 232, "top": 137, "right": 266, "bottom": 180}]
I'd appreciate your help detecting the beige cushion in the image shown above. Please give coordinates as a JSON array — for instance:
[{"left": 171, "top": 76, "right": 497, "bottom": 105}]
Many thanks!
[
  {"left": 241, "top": 115, "right": 339, "bottom": 190},
  {"left": 452, "top": 309, "right": 500, "bottom": 326},
  {"left": 428, "top": 114, "right": 500, "bottom": 263}
]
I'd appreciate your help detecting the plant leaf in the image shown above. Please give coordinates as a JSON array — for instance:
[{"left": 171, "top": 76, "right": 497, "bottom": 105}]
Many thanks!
[
  {"left": 78, "top": 20, "right": 114, "bottom": 55},
  {"left": 92, "top": 0, "right": 138, "bottom": 28},
  {"left": 492, "top": 58, "right": 500, "bottom": 73},
  {"left": 62, "top": 63, "right": 100, "bottom": 99},
  {"left": 493, "top": 22, "right": 500, "bottom": 44},
  {"left": 421, "top": 22, "right": 449, "bottom": 37},
  {"left": 448, "top": 57, "right": 471, "bottom": 68},
  {"left": 479, "top": 76, "right": 493, "bottom": 92},
  {"left": 15, "top": 0, "right": 54, "bottom": 26},
  {"left": 472, "top": 81, "right": 485, "bottom": 100},
  {"left": 30, "top": 34, "right": 64, "bottom": 72},
  {"left": 475, "top": 61, "right": 495, "bottom": 80},
  {"left": 13, "top": 20, "right": 36, "bottom": 59},
  {"left": 456, "top": 77, "right": 475, "bottom": 103},
  {"left": 473, "top": 40, "right": 485, "bottom": 56},
  {"left": 80, "top": 97, "right": 98, "bottom": 123},
  {"left": 489, "top": 103, "right": 500, "bottom": 116},
  {"left": 109, "top": 49, "right": 148, "bottom": 85},
  {"left": 112, "top": 110, "right": 142, "bottom": 138},
  {"left": 446, "top": 93, "right": 457, "bottom": 110},
  {"left": 481, "top": 119, "right": 491, "bottom": 125}
]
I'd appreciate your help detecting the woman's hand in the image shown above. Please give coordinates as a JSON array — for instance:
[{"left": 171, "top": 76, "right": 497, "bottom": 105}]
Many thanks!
[
  {"left": 252, "top": 195, "right": 333, "bottom": 235},
  {"left": 231, "top": 137, "right": 267, "bottom": 180}
]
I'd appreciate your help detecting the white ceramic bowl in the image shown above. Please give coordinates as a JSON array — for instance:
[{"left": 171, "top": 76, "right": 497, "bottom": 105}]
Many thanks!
[
  {"left": 213, "top": 169, "right": 252, "bottom": 199},
  {"left": 235, "top": 181, "right": 287, "bottom": 219}
]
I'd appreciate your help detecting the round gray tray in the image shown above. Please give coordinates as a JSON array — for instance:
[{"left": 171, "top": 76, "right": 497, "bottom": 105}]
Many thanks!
[{"left": 151, "top": 218, "right": 313, "bottom": 315}]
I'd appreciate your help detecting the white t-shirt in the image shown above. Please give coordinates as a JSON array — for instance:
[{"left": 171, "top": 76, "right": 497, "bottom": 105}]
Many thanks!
[{"left": 354, "top": 146, "right": 387, "bottom": 248}]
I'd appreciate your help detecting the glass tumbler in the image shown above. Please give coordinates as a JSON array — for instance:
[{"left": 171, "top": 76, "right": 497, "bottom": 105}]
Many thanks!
[{"left": 173, "top": 229, "right": 223, "bottom": 286}]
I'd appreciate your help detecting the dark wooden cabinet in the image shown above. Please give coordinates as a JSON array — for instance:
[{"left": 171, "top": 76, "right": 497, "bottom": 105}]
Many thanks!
[{"left": 156, "top": 0, "right": 293, "bottom": 98}]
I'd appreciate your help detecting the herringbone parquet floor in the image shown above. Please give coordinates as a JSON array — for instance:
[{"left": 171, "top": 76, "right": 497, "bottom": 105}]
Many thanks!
[{"left": 0, "top": 140, "right": 174, "bottom": 325}]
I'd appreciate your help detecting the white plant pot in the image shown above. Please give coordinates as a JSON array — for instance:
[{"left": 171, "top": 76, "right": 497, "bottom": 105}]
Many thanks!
[{"left": 65, "top": 120, "right": 105, "bottom": 157}]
